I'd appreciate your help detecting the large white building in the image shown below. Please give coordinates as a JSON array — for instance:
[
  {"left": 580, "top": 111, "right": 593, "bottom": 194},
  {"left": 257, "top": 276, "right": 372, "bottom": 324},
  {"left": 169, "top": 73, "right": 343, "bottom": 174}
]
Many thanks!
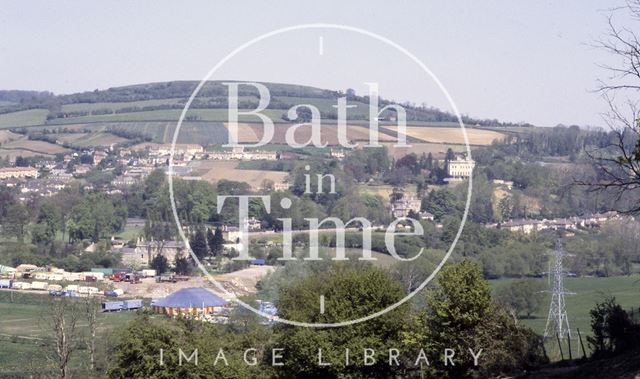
[{"left": 446, "top": 155, "right": 475, "bottom": 179}]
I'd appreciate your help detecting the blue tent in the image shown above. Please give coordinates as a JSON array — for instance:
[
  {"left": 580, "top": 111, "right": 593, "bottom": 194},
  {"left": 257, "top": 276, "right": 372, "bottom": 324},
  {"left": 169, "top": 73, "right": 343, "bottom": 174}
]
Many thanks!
[{"left": 153, "top": 287, "right": 227, "bottom": 308}]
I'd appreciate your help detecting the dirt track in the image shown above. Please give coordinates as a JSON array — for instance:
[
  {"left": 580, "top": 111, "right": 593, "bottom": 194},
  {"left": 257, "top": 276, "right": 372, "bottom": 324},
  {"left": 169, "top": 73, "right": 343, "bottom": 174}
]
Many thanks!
[{"left": 112, "top": 265, "right": 275, "bottom": 299}]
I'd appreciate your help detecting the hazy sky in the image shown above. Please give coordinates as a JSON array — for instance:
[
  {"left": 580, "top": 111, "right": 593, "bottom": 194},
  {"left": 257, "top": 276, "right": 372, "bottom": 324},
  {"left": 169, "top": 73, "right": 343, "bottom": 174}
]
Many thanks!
[{"left": 0, "top": 1, "right": 632, "bottom": 126}]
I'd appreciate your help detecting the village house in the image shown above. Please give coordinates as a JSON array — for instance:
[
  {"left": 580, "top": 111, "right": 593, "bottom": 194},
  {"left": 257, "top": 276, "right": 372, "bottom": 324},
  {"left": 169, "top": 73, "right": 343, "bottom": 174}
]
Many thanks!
[
  {"left": 273, "top": 181, "right": 290, "bottom": 191},
  {"left": 329, "top": 148, "right": 346, "bottom": 160},
  {"left": 390, "top": 195, "right": 422, "bottom": 218},
  {"left": 493, "top": 212, "right": 622, "bottom": 235},
  {"left": 120, "top": 238, "right": 186, "bottom": 268},
  {"left": 93, "top": 150, "right": 109, "bottom": 165}
]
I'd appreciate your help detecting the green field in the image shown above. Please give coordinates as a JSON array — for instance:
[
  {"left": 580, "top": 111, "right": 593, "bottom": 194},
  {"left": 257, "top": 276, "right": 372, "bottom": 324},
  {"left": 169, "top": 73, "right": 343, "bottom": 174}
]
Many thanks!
[
  {"left": 491, "top": 275, "right": 640, "bottom": 359},
  {"left": 0, "top": 291, "right": 139, "bottom": 376},
  {"left": 356, "top": 183, "right": 418, "bottom": 200},
  {"left": 60, "top": 98, "right": 184, "bottom": 113}
]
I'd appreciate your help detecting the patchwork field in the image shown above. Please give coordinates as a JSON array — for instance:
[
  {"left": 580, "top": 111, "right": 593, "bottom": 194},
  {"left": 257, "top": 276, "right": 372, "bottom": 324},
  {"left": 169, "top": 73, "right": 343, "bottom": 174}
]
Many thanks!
[
  {"left": 0, "top": 130, "right": 21, "bottom": 144},
  {"left": 0, "top": 148, "right": 47, "bottom": 159},
  {"left": 223, "top": 122, "right": 262, "bottom": 143},
  {"left": 2, "top": 137, "right": 71, "bottom": 155},
  {"left": 60, "top": 98, "right": 183, "bottom": 113},
  {"left": 55, "top": 132, "right": 90, "bottom": 144},
  {"left": 227, "top": 122, "right": 396, "bottom": 145},
  {"left": 194, "top": 160, "right": 288, "bottom": 189},
  {"left": 65, "top": 132, "right": 128, "bottom": 148},
  {"left": 43, "top": 109, "right": 287, "bottom": 125},
  {"left": 0, "top": 109, "right": 48, "bottom": 129},
  {"left": 381, "top": 125, "right": 505, "bottom": 145}
]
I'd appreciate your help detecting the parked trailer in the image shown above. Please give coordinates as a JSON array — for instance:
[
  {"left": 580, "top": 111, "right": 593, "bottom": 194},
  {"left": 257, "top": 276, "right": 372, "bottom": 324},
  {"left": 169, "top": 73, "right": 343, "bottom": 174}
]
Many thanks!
[
  {"left": 33, "top": 273, "right": 50, "bottom": 280},
  {"left": 141, "top": 269, "right": 156, "bottom": 278},
  {"left": 0, "top": 279, "right": 12, "bottom": 288},
  {"left": 102, "top": 301, "right": 124, "bottom": 312},
  {"left": 78, "top": 286, "right": 100, "bottom": 295},
  {"left": 91, "top": 268, "right": 114, "bottom": 276},
  {"left": 31, "top": 281, "right": 48, "bottom": 290},
  {"left": 12, "top": 282, "right": 31, "bottom": 290},
  {"left": 123, "top": 299, "right": 143, "bottom": 310}
]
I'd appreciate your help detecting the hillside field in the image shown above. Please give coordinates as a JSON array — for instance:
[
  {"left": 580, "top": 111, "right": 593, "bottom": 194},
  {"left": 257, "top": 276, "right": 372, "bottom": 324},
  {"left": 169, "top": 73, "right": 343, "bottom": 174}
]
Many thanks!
[
  {"left": 193, "top": 160, "right": 288, "bottom": 189},
  {"left": 382, "top": 125, "right": 505, "bottom": 145},
  {"left": 2, "top": 137, "right": 71, "bottom": 155}
]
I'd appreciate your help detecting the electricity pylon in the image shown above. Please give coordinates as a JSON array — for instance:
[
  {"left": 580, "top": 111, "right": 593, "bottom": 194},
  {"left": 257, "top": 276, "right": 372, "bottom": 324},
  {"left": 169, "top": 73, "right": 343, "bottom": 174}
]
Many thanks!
[{"left": 543, "top": 240, "right": 575, "bottom": 339}]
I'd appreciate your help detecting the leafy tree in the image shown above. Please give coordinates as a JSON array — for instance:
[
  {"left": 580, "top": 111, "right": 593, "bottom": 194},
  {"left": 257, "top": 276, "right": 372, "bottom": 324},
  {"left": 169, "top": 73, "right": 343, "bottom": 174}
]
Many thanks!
[
  {"left": 150, "top": 254, "right": 169, "bottom": 274},
  {"left": 190, "top": 227, "right": 208, "bottom": 260},
  {"left": 408, "top": 260, "right": 547, "bottom": 378},
  {"left": 273, "top": 264, "right": 410, "bottom": 378},
  {"left": 495, "top": 279, "right": 545, "bottom": 319},
  {"left": 3, "top": 202, "right": 30, "bottom": 243},
  {"left": 174, "top": 254, "right": 191, "bottom": 275},
  {"left": 106, "top": 315, "right": 271, "bottom": 378},
  {"left": 208, "top": 227, "right": 224, "bottom": 257},
  {"left": 588, "top": 297, "right": 640, "bottom": 358},
  {"left": 422, "top": 187, "right": 459, "bottom": 221}
]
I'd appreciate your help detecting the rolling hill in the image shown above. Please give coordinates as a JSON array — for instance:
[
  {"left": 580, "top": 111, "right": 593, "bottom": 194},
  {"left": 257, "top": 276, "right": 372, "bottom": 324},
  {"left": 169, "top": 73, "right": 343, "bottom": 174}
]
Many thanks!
[{"left": 0, "top": 81, "right": 524, "bottom": 156}]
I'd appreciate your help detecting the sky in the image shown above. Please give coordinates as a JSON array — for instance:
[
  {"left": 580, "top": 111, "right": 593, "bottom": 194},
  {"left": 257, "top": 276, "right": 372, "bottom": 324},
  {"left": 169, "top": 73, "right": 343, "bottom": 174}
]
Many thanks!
[{"left": 0, "top": 0, "right": 633, "bottom": 126}]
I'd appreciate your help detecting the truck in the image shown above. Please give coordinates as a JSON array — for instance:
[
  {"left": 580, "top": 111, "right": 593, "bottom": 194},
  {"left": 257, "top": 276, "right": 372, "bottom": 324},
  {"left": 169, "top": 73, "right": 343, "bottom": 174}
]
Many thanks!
[
  {"left": 123, "top": 299, "right": 143, "bottom": 310},
  {"left": 156, "top": 275, "right": 176, "bottom": 283},
  {"left": 101, "top": 299, "right": 143, "bottom": 312},
  {"left": 102, "top": 301, "right": 123, "bottom": 312},
  {"left": 0, "top": 279, "right": 12, "bottom": 288},
  {"left": 124, "top": 273, "right": 141, "bottom": 284},
  {"left": 110, "top": 272, "right": 125, "bottom": 282}
]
